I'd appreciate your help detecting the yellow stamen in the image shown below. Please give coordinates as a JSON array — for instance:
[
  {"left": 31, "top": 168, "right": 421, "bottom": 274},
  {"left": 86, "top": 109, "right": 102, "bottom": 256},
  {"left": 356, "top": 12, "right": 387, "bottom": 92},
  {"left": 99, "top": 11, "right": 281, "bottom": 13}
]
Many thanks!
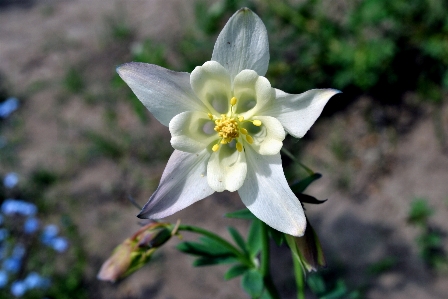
[
  {"left": 214, "top": 115, "right": 239, "bottom": 141},
  {"left": 238, "top": 116, "right": 244, "bottom": 122},
  {"left": 240, "top": 128, "right": 248, "bottom": 135},
  {"left": 207, "top": 113, "right": 214, "bottom": 120},
  {"left": 252, "top": 120, "right": 262, "bottom": 126},
  {"left": 212, "top": 144, "right": 220, "bottom": 152},
  {"left": 230, "top": 97, "right": 237, "bottom": 106},
  {"left": 246, "top": 135, "right": 254, "bottom": 144},
  {"left": 236, "top": 142, "right": 243, "bottom": 152}
]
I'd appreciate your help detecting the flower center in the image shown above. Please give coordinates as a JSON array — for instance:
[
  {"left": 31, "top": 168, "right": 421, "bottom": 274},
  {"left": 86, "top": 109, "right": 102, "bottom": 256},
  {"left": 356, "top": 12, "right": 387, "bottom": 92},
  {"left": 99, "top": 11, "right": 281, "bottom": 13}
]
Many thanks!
[
  {"left": 214, "top": 115, "right": 239, "bottom": 144},
  {"left": 209, "top": 97, "right": 262, "bottom": 153}
]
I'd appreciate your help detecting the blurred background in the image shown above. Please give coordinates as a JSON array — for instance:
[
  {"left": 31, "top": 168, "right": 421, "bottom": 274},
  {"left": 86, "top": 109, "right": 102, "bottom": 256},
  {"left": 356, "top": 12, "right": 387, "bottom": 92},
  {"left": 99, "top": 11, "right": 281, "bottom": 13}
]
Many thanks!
[{"left": 0, "top": 0, "right": 447, "bottom": 298}]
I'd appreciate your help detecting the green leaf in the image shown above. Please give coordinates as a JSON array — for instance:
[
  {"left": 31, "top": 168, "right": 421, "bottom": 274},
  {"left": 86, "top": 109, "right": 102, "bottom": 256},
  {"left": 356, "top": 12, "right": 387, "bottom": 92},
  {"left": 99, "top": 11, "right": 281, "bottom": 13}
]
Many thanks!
[
  {"left": 193, "top": 256, "right": 239, "bottom": 267},
  {"left": 224, "top": 264, "right": 249, "bottom": 280},
  {"left": 247, "top": 219, "right": 262, "bottom": 257},
  {"left": 290, "top": 173, "right": 322, "bottom": 194},
  {"left": 177, "top": 241, "right": 234, "bottom": 258},
  {"left": 241, "top": 269, "right": 264, "bottom": 298},
  {"left": 268, "top": 227, "right": 285, "bottom": 246},
  {"left": 225, "top": 208, "right": 257, "bottom": 220},
  {"left": 407, "top": 198, "right": 433, "bottom": 225},
  {"left": 198, "top": 236, "right": 235, "bottom": 255},
  {"left": 296, "top": 193, "right": 327, "bottom": 205},
  {"left": 228, "top": 227, "right": 249, "bottom": 255}
]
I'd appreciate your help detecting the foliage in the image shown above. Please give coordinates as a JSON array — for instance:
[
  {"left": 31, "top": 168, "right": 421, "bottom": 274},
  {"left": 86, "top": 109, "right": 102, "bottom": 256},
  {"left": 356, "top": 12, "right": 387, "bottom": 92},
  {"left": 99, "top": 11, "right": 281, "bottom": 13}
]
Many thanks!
[
  {"left": 407, "top": 198, "right": 447, "bottom": 271},
  {"left": 181, "top": 0, "right": 447, "bottom": 107}
]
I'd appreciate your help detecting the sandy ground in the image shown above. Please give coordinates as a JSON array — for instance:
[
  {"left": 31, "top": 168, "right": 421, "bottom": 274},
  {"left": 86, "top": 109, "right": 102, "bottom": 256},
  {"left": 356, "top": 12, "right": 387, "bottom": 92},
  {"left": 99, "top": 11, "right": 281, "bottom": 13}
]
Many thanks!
[{"left": 1, "top": 1, "right": 448, "bottom": 298}]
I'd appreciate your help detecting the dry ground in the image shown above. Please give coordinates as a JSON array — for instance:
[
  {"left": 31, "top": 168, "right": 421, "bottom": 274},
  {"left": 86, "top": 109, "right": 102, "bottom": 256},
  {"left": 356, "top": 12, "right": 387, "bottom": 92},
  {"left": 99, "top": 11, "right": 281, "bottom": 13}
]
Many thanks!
[{"left": 1, "top": 1, "right": 448, "bottom": 298}]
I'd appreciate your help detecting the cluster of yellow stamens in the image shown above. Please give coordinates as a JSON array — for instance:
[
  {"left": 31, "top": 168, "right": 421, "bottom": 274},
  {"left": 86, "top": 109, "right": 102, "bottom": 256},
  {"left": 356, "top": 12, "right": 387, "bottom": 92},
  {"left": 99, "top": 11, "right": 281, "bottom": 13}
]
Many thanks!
[{"left": 210, "top": 97, "right": 262, "bottom": 153}]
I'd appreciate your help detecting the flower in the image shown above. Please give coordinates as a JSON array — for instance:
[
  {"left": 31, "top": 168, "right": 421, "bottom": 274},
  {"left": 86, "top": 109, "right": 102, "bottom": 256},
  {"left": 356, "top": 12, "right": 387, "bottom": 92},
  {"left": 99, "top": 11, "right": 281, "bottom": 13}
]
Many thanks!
[
  {"left": 0, "top": 270, "right": 8, "bottom": 288},
  {"left": 0, "top": 97, "right": 19, "bottom": 119},
  {"left": 23, "top": 217, "right": 39, "bottom": 234},
  {"left": 1, "top": 199, "right": 37, "bottom": 217},
  {"left": 3, "top": 173, "right": 19, "bottom": 189},
  {"left": 117, "top": 8, "right": 339, "bottom": 236},
  {"left": 50, "top": 237, "right": 69, "bottom": 253},
  {"left": 24, "top": 272, "right": 50, "bottom": 289},
  {"left": 10, "top": 280, "right": 26, "bottom": 297}
]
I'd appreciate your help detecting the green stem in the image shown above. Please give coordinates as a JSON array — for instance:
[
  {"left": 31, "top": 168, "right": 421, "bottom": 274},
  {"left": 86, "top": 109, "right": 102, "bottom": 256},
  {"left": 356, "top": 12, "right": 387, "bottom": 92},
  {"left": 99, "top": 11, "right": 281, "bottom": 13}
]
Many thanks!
[
  {"left": 292, "top": 253, "right": 305, "bottom": 299},
  {"left": 176, "top": 224, "right": 253, "bottom": 267},
  {"left": 260, "top": 223, "right": 281, "bottom": 299},
  {"left": 281, "top": 147, "right": 314, "bottom": 176}
]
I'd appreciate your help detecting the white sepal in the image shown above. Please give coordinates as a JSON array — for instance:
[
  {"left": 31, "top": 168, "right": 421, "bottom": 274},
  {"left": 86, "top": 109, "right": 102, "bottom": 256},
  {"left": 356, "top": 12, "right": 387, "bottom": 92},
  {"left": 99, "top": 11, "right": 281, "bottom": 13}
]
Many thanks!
[
  {"left": 260, "top": 89, "right": 340, "bottom": 138},
  {"left": 138, "top": 150, "right": 214, "bottom": 219},
  {"left": 117, "top": 63, "right": 207, "bottom": 126},
  {"left": 212, "top": 8, "right": 270, "bottom": 82},
  {"left": 238, "top": 146, "right": 306, "bottom": 236}
]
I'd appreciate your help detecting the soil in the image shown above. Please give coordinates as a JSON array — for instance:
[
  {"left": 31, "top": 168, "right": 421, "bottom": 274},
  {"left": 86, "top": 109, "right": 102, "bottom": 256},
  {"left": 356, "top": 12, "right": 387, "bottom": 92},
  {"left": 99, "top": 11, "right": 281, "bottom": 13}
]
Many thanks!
[{"left": 1, "top": 1, "right": 447, "bottom": 299}]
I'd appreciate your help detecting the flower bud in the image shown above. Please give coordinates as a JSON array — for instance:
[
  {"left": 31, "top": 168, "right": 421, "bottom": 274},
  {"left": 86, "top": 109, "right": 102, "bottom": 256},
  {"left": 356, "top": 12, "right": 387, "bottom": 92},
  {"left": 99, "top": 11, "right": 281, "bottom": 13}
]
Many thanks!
[
  {"left": 97, "top": 222, "right": 174, "bottom": 282},
  {"left": 97, "top": 239, "right": 133, "bottom": 282},
  {"left": 286, "top": 219, "right": 326, "bottom": 273}
]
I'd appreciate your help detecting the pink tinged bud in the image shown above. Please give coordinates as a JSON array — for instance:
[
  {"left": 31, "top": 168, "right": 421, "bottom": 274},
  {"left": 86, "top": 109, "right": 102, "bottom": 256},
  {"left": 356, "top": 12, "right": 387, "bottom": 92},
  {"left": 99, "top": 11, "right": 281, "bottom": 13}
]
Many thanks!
[
  {"left": 137, "top": 228, "right": 172, "bottom": 249},
  {"left": 97, "top": 240, "right": 133, "bottom": 282},
  {"left": 97, "top": 222, "right": 175, "bottom": 283}
]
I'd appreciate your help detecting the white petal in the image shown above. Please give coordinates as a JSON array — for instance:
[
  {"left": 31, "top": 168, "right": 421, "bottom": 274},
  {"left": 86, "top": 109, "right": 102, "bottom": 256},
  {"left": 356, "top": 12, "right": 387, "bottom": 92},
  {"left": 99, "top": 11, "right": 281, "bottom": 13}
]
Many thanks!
[
  {"left": 212, "top": 8, "right": 269, "bottom": 82},
  {"left": 245, "top": 116, "right": 285, "bottom": 155},
  {"left": 138, "top": 150, "right": 214, "bottom": 219},
  {"left": 190, "top": 61, "right": 232, "bottom": 115},
  {"left": 260, "top": 89, "right": 341, "bottom": 138},
  {"left": 238, "top": 146, "right": 306, "bottom": 236},
  {"left": 169, "top": 111, "right": 218, "bottom": 153},
  {"left": 117, "top": 62, "right": 207, "bottom": 126},
  {"left": 207, "top": 144, "right": 247, "bottom": 192},
  {"left": 233, "top": 70, "right": 275, "bottom": 118}
]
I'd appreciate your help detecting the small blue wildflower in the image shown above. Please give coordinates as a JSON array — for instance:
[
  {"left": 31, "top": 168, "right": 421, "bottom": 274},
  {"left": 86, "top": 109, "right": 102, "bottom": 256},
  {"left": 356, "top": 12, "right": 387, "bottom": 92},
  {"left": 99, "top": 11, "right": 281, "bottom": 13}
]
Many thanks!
[
  {"left": 51, "top": 237, "right": 69, "bottom": 253},
  {"left": 24, "top": 217, "right": 39, "bottom": 234},
  {"left": 0, "top": 97, "right": 19, "bottom": 119},
  {"left": 3, "top": 172, "right": 19, "bottom": 189},
  {"left": 1, "top": 199, "right": 37, "bottom": 217},
  {"left": 10, "top": 280, "right": 27, "bottom": 297},
  {"left": 3, "top": 257, "right": 21, "bottom": 273},
  {"left": 12, "top": 244, "right": 25, "bottom": 259},
  {"left": 24, "top": 272, "right": 50, "bottom": 289},
  {"left": 41, "top": 224, "right": 59, "bottom": 245},
  {"left": 0, "top": 270, "right": 8, "bottom": 288},
  {"left": 0, "top": 228, "right": 9, "bottom": 241}
]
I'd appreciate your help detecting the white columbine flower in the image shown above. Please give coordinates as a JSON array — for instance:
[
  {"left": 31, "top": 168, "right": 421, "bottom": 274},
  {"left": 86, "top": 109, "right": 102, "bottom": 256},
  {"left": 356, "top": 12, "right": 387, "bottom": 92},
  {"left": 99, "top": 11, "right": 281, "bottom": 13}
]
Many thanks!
[{"left": 117, "top": 8, "right": 339, "bottom": 237}]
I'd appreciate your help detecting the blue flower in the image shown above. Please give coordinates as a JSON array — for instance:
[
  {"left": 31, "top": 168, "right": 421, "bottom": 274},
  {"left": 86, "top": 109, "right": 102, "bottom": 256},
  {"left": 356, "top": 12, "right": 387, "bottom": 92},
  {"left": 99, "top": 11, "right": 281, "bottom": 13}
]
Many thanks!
[
  {"left": 51, "top": 237, "right": 69, "bottom": 253},
  {"left": 3, "top": 257, "right": 21, "bottom": 273},
  {"left": 1, "top": 199, "right": 37, "bottom": 217},
  {"left": 3, "top": 173, "right": 19, "bottom": 189},
  {"left": 12, "top": 244, "right": 25, "bottom": 259},
  {"left": 10, "top": 280, "right": 27, "bottom": 297},
  {"left": 24, "top": 272, "right": 50, "bottom": 289},
  {"left": 0, "top": 270, "right": 8, "bottom": 288},
  {"left": 41, "top": 224, "right": 59, "bottom": 245},
  {"left": 24, "top": 217, "right": 39, "bottom": 234},
  {"left": 0, "top": 97, "right": 19, "bottom": 119}
]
